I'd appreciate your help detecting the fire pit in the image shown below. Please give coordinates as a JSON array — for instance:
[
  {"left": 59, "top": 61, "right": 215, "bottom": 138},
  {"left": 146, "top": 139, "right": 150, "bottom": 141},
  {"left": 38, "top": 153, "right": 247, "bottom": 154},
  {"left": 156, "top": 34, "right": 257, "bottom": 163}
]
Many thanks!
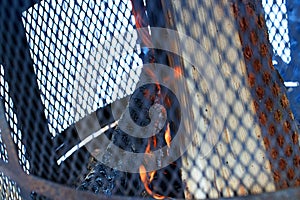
[{"left": 0, "top": 0, "right": 300, "bottom": 199}]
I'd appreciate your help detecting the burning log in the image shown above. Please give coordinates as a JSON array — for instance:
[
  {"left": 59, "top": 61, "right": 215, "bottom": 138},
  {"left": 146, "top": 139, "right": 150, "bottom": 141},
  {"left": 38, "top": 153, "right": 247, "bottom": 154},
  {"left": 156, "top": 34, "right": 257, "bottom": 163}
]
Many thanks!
[{"left": 78, "top": 1, "right": 185, "bottom": 198}]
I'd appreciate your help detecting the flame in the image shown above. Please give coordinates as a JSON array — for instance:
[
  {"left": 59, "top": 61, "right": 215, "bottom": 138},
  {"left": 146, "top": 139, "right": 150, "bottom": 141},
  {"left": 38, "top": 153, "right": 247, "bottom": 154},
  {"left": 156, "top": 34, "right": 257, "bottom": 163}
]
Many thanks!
[
  {"left": 145, "top": 140, "right": 151, "bottom": 154},
  {"left": 140, "top": 137, "right": 168, "bottom": 199},
  {"left": 152, "top": 136, "right": 157, "bottom": 148},
  {"left": 164, "top": 96, "right": 172, "bottom": 108},
  {"left": 131, "top": 2, "right": 168, "bottom": 198},
  {"left": 165, "top": 123, "right": 171, "bottom": 148},
  {"left": 145, "top": 67, "right": 157, "bottom": 80},
  {"left": 149, "top": 170, "right": 156, "bottom": 182},
  {"left": 174, "top": 65, "right": 183, "bottom": 78},
  {"left": 139, "top": 165, "right": 166, "bottom": 199},
  {"left": 131, "top": 9, "right": 152, "bottom": 48}
]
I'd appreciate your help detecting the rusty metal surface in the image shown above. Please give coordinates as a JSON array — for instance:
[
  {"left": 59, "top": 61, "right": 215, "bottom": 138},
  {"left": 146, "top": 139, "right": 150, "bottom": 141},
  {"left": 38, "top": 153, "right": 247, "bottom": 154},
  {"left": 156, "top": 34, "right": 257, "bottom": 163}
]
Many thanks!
[{"left": 233, "top": 0, "right": 300, "bottom": 189}]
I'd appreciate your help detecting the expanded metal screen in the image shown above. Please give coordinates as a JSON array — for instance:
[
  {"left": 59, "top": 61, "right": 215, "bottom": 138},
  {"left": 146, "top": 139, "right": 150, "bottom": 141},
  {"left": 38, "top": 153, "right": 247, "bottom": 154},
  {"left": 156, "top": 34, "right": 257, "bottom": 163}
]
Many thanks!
[{"left": 0, "top": 0, "right": 300, "bottom": 199}]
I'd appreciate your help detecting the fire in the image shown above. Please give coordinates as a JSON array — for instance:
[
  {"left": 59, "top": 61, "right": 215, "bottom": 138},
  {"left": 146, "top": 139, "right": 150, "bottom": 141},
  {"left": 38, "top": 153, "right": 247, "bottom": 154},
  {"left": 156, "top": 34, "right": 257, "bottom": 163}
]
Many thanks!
[
  {"left": 145, "top": 140, "right": 151, "bottom": 154},
  {"left": 149, "top": 170, "right": 156, "bottom": 182},
  {"left": 144, "top": 67, "right": 162, "bottom": 100},
  {"left": 139, "top": 165, "right": 165, "bottom": 200},
  {"left": 131, "top": 1, "right": 176, "bottom": 198},
  {"left": 139, "top": 123, "right": 172, "bottom": 199},
  {"left": 174, "top": 65, "right": 183, "bottom": 78},
  {"left": 152, "top": 135, "right": 157, "bottom": 148},
  {"left": 165, "top": 123, "right": 171, "bottom": 148},
  {"left": 131, "top": 9, "right": 152, "bottom": 48},
  {"left": 164, "top": 96, "right": 172, "bottom": 108},
  {"left": 144, "top": 138, "right": 156, "bottom": 182}
]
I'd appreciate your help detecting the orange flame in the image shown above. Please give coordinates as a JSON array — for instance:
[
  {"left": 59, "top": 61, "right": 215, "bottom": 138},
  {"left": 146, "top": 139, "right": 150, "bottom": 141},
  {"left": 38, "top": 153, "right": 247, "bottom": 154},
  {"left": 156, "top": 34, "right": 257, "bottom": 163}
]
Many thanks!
[
  {"left": 149, "top": 170, "right": 156, "bottom": 182},
  {"left": 145, "top": 140, "right": 151, "bottom": 154},
  {"left": 139, "top": 165, "right": 166, "bottom": 199},
  {"left": 131, "top": 2, "right": 168, "bottom": 198},
  {"left": 152, "top": 136, "right": 157, "bottom": 148},
  {"left": 131, "top": 10, "right": 152, "bottom": 48},
  {"left": 164, "top": 96, "right": 172, "bottom": 108},
  {"left": 174, "top": 65, "right": 183, "bottom": 78},
  {"left": 165, "top": 123, "right": 171, "bottom": 148},
  {"left": 144, "top": 68, "right": 161, "bottom": 94}
]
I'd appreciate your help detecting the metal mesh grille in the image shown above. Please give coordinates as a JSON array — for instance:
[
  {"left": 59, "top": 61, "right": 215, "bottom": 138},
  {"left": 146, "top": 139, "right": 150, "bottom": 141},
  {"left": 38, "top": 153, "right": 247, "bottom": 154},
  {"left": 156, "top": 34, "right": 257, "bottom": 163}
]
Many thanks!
[
  {"left": 21, "top": 0, "right": 142, "bottom": 135},
  {"left": 263, "top": 0, "right": 291, "bottom": 64},
  {"left": 0, "top": 0, "right": 300, "bottom": 199},
  {"left": 0, "top": 173, "right": 22, "bottom": 200}
]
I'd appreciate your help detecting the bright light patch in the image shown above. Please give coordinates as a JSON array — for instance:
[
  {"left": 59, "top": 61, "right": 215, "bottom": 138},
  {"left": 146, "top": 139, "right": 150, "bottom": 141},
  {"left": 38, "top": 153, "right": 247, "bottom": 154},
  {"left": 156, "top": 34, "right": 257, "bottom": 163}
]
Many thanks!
[
  {"left": 22, "top": 0, "right": 142, "bottom": 136},
  {"left": 263, "top": 0, "right": 291, "bottom": 64}
]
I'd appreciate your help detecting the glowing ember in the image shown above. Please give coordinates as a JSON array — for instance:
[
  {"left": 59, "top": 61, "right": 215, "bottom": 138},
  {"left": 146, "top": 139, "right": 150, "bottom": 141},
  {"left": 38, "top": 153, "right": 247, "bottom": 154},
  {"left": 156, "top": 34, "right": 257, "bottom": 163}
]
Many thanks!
[
  {"left": 139, "top": 165, "right": 166, "bottom": 199},
  {"left": 165, "top": 123, "right": 171, "bottom": 148}
]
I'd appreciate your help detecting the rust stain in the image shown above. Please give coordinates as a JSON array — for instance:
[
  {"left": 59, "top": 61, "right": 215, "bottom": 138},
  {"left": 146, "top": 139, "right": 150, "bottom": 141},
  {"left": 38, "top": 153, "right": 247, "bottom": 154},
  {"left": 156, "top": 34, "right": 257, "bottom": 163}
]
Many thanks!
[
  {"left": 289, "top": 111, "right": 295, "bottom": 120},
  {"left": 239, "top": 17, "right": 249, "bottom": 32},
  {"left": 280, "top": 94, "right": 289, "bottom": 108},
  {"left": 232, "top": 3, "right": 238, "bottom": 18},
  {"left": 287, "top": 168, "right": 295, "bottom": 180},
  {"left": 295, "top": 179, "right": 300, "bottom": 187},
  {"left": 268, "top": 57, "right": 275, "bottom": 70},
  {"left": 272, "top": 83, "right": 280, "bottom": 97},
  {"left": 246, "top": 2, "right": 255, "bottom": 15},
  {"left": 260, "top": 43, "right": 268, "bottom": 57},
  {"left": 293, "top": 155, "right": 300, "bottom": 167},
  {"left": 265, "top": 98, "right": 273, "bottom": 112},
  {"left": 274, "top": 110, "right": 282, "bottom": 122},
  {"left": 238, "top": 185, "right": 247, "bottom": 196},
  {"left": 259, "top": 112, "right": 267, "bottom": 125},
  {"left": 262, "top": 71, "right": 271, "bottom": 85},
  {"left": 253, "top": 59, "right": 261, "bottom": 72},
  {"left": 283, "top": 121, "right": 291, "bottom": 133},
  {"left": 292, "top": 132, "right": 299, "bottom": 144},
  {"left": 271, "top": 148, "right": 278, "bottom": 160},
  {"left": 250, "top": 30, "right": 258, "bottom": 45},
  {"left": 248, "top": 73, "right": 256, "bottom": 87},
  {"left": 268, "top": 124, "right": 276, "bottom": 136},
  {"left": 256, "top": 86, "right": 264, "bottom": 100},
  {"left": 276, "top": 135, "right": 285, "bottom": 148},
  {"left": 273, "top": 170, "right": 280, "bottom": 183},
  {"left": 279, "top": 158, "right": 287, "bottom": 170},
  {"left": 263, "top": 137, "right": 270, "bottom": 150},
  {"left": 285, "top": 145, "right": 293, "bottom": 157},
  {"left": 253, "top": 100, "right": 259, "bottom": 113},
  {"left": 243, "top": 45, "right": 253, "bottom": 60},
  {"left": 256, "top": 14, "right": 265, "bottom": 29}
]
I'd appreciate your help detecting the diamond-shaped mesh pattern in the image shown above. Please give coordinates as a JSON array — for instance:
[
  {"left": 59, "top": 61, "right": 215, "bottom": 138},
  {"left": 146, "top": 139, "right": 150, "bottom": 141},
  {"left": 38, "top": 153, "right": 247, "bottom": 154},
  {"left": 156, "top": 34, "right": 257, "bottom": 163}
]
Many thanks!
[
  {"left": 0, "top": 173, "right": 22, "bottom": 200},
  {"left": 263, "top": 0, "right": 291, "bottom": 64},
  {"left": 21, "top": 0, "right": 142, "bottom": 135},
  {"left": 0, "top": 0, "right": 300, "bottom": 199}
]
